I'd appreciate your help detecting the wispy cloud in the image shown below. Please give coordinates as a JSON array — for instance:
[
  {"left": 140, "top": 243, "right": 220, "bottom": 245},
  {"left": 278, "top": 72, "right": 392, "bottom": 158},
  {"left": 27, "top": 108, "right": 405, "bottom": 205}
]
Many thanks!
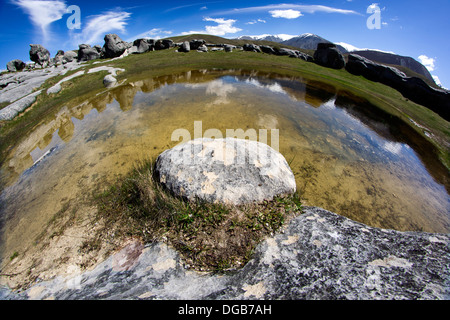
[
  {"left": 216, "top": 4, "right": 360, "bottom": 16},
  {"left": 269, "top": 9, "right": 303, "bottom": 19},
  {"left": 127, "top": 28, "right": 173, "bottom": 42},
  {"left": 70, "top": 10, "right": 131, "bottom": 46},
  {"left": 182, "top": 17, "right": 242, "bottom": 36},
  {"left": 246, "top": 19, "right": 266, "bottom": 25},
  {"left": 12, "top": 0, "right": 67, "bottom": 42}
]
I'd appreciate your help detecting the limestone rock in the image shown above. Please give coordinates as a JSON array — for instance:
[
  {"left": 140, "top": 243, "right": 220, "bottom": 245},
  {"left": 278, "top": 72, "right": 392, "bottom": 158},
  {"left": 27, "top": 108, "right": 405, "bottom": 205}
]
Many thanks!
[
  {"left": 314, "top": 43, "right": 346, "bottom": 69},
  {"left": 77, "top": 44, "right": 100, "bottom": 62},
  {"left": 62, "top": 51, "right": 78, "bottom": 64},
  {"left": 154, "top": 138, "right": 296, "bottom": 205},
  {"left": 178, "top": 41, "right": 190, "bottom": 53},
  {"left": 102, "top": 34, "right": 129, "bottom": 58},
  {"left": 346, "top": 54, "right": 450, "bottom": 121},
  {"left": 103, "top": 74, "right": 117, "bottom": 88},
  {"left": 3, "top": 207, "right": 448, "bottom": 300},
  {"left": 29, "top": 44, "right": 50, "bottom": 66},
  {"left": 6, "top": 59, "right": 26, "bottom": 72},
  {"left": 243, "top": 43, "right": 261, "bottom": 53}
]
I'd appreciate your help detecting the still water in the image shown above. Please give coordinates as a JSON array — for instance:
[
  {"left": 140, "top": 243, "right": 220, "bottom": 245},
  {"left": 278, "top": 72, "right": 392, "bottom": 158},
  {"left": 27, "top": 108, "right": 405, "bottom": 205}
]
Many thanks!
[{"left": 1, "top": 69, "right": 449, "bottom": 260}]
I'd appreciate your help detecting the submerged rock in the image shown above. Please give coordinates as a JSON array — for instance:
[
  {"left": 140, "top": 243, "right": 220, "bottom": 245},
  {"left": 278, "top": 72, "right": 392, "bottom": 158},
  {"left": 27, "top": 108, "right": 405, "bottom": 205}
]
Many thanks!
[{"left": 154, "top": 138, "right": 296, "bottom": 205}]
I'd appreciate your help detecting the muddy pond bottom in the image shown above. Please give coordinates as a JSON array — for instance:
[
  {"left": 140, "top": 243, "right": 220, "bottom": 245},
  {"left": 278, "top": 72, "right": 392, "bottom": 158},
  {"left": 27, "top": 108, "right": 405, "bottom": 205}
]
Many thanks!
[{"left": 1, "top": 69, "right": 449, "bottom": 261}]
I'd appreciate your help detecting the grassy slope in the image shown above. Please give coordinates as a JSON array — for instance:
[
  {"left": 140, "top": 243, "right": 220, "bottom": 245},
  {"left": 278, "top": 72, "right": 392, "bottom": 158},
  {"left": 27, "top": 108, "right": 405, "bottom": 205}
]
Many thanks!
[{"left": 0, "top": 37, "right": 449, "bottom": 169}]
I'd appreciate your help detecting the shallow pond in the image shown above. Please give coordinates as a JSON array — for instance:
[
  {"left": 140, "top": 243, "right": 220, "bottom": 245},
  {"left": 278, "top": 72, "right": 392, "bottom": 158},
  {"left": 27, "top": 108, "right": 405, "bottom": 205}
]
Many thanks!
[{"left": 1, "top": 69, "right": 449, "bottom": 260}]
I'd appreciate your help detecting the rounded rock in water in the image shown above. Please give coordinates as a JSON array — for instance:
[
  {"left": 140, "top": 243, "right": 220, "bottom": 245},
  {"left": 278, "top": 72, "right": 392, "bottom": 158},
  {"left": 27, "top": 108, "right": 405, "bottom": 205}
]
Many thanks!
[{"left": 154, "top": 138, "right": 297, "bottom": 205}]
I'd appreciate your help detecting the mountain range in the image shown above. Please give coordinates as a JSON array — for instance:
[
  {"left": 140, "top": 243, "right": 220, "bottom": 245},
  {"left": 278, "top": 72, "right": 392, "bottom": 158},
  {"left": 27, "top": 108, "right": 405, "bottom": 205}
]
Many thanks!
[{"left": 234, "top": 33, "right": 435, "bottom": 84}]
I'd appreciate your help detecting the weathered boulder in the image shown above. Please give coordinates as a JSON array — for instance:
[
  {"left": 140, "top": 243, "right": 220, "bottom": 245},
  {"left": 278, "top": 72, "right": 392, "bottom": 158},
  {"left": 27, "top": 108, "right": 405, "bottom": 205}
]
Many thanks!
[
  {"left": 102, "top": 34, "right": 129, "bottom": 58},
  {"left": 154, "top": 138, "right": 296, "bottom": 205},
  {"left": 29, "top": 44, "right": 50, "bottom": 66},
  {"left": 189, "top": 39, "right": 206, "bottom": 50},
  {"left": 224, "top": 44, "right": 234, "bottom": 52},
  {"left": 346, "top": 54, "right": 450, "bottom": 121},
  {"left": 197, "top": 44, "right": 208, "bottom": 52},
  {"left": 62, "top": 51, "right": 78, "bottom": 63},
  {"left": 260, "top": 45, "right": 276, "bottom": 55},
  {"left": 178, "top": 41, "right": 190, "bottom": 53},
  {"left": 314, "top": 43, "right": 346, "bottom": 69},
  {"left": 132, "top": 39, "right": 154, "bottom": 54},
  {"left": 6, "top": 59, "right": 26, "bottom": 72},
  {"left": 154, "top": 39, "right": 174, "bottom": 50},
  {"left": 77, "top": 44, "right": 100, "bottom": 62},
  {"left": 53, "top": 50, "right": 65, "bottom": 65},
  {"left": 243, "top": 43, "right": 261, "bottom": 53}
]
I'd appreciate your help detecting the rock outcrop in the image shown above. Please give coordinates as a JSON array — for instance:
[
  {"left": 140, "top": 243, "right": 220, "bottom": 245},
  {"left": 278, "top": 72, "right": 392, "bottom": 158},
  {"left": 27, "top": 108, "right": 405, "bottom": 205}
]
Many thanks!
[
  {"left": 62, "top": 51, "right": 78, "bottom": 63},
  {"left": 154, "top": 138, "right": 296, "bottom": 205},
  {"left": 346, "top": 54, "right": 450, "bottom": 121},
  {"left": 77, "top": 44, "right": 100, "bottom": 62},
  {"left": 6, "top": 59, "right": 26, "bottom": 72},
  {"left": 313, "top": 43, "right": 346, "bottom": 69},
  {"left": 2, "top": 207, "right": 448, "bottom": 300},
  {"left": 102, "top": 34, "right": 129, "bottom": 58},
  {"left": 132, "top": 39, "right": 154, "bottom": 54},
  {"left": 178, "top": 41, "right": 190, "bottom": 53},
  {"left": 29, "top": 44, "right": 50, "bottom": 66},
  {"left": 243, "top": 43, "right": 262, "bottom": 53}
]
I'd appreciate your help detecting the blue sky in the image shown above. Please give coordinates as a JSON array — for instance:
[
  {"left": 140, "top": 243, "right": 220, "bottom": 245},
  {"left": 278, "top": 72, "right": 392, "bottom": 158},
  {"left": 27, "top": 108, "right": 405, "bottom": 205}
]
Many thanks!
[{"left": 1, "top": 0, "right": 449, "bottom": 87}]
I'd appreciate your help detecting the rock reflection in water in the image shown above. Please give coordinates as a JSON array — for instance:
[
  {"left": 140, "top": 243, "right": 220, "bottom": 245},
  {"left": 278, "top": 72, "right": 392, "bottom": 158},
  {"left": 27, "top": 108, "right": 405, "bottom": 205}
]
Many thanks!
[{"left": 1, "top": 69, "right": 449, "bottom": 263}]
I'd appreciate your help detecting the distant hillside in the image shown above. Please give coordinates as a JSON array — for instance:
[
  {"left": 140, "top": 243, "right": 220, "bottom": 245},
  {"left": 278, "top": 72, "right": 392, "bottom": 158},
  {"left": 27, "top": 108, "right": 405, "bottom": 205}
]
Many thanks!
[
  {"left": 281, "top": 33, "right": 348, "bottom": 54},
  {"left": 167, "top": 34, "right": 310, "bottom": 54},
  {"left": 350, "top": 50, "right": 435, "bottom": 83}
]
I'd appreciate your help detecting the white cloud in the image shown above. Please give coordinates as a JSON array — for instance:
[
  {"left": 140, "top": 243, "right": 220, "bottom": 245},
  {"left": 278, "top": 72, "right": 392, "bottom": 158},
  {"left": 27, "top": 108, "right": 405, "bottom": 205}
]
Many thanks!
[
  {"left": 71, "top": 11, "right": 131, "bottom": 46},
  {"left": 418, "top": 55, "right": 435, "bottom": 72},
  {"left": 217, "top": 4, "right": 359, "bottom": 16},
  {"left": 13, "top": 0, "right": 67, "bottom": 42},
  {"left": 128, "top": 28, "right": 172, "bottom": 42},
  {"left": 182, "top": 17, "right": 242, "bottom": 36},
  {"left": 269, "top": 9, "right": 303, "bottom": 19},
  {"left": 246, "top": 19, "right": 266, "bottom": 25}
]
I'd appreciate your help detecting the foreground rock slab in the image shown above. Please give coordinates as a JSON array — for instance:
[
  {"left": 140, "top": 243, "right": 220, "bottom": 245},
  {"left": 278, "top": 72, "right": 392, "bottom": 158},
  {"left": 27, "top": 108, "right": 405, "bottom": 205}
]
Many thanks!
[
  {"left": 154, "top": 138, "right": 297, "bottom": 205},
  {"left": 1, "top": 207, "right": 448, "bottom": 300}
]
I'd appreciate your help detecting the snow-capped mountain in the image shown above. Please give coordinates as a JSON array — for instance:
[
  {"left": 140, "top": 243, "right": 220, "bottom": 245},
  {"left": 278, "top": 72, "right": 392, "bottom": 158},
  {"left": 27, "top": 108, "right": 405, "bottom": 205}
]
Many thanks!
[{"left": 281, "top": 33, "right": 348, "bottom": 53}]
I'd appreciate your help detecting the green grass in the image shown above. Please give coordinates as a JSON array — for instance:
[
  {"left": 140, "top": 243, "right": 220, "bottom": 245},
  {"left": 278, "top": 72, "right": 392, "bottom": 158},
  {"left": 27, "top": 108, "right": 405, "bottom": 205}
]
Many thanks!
[{"left": 91, "top": 159, "right": 303, "bottom": 272}]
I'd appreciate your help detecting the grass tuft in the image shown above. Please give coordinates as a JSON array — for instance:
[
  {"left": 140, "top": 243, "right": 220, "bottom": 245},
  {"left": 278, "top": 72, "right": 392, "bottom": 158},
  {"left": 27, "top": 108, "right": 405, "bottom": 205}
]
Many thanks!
[{"left": 91, "top": 158, "right": 303, "bottom": 272}]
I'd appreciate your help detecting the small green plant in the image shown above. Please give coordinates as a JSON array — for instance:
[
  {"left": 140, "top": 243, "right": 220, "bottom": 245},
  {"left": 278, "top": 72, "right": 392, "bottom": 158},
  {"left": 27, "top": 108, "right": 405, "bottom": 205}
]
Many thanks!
[{"left": 10, "top": 251, "right": 19, "bottom": 261}]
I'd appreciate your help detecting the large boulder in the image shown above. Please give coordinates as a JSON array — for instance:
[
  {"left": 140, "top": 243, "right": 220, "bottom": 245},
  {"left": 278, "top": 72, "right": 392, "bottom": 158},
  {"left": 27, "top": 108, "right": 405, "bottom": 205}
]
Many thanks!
[
  {"left": 189, "top": 39, "right": 206, "bottom": 50},
  {"left": 102, "top": 34, "right": 129, "bottom": 58},
  {"left": 77, "top": 44, "right": 100, "bottom": 62},
  {"left": 132, "top": 39, "right": 154, "bottom": 54},
  {"left": 62, "top": 50, "right": 78, "bottom": 63},
  {"left": 178, "top": 41, "right": 190, "bottom": 53},
  {"left": 154, "top": 138, "right": 296, "bottom": 205},
  {"left": 243, "top": 43, "right": 261, "bottom": 53},
  {"left": 154, "top": 39, "right": 174, "bottom": 50},
  {"left": 346, "top": 54, "right": 450, "bottom": 121},
  {"left": 314, "top": 43, "right": 346, "bottom": 69},
  {"left": 6, "top": 59, "right": 26, "bottom": 72},
  {"left": 29, "top": 44, "right": 50, "bottom": 66}
]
